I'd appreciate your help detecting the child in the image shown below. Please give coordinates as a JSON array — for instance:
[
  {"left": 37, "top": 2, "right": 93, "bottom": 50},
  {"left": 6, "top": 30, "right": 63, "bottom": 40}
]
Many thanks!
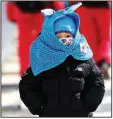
[{"left": 19, "top": 2, "right": 105, "bottom": 117}]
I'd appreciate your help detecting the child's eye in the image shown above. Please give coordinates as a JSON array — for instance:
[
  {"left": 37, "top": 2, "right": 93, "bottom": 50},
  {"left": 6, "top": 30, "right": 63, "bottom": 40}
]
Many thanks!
[{"left": 66, "top": 35, "right": 71, "bottom": 38}]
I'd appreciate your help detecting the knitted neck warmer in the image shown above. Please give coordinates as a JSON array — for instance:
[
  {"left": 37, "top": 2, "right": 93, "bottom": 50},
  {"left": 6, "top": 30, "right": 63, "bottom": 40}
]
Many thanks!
[{"left": 30, "top": 3, "right": 93, "bottom": 76}]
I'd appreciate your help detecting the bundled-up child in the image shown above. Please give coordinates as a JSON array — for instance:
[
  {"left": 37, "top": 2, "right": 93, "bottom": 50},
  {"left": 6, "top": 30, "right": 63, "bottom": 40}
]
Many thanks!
[{"left": 19, "top": 2, "right": 105, "bottom": 117}]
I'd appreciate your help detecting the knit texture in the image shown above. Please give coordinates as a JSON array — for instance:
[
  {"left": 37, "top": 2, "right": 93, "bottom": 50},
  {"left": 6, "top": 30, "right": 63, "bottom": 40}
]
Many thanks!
[
  {"left": 54, "top": 16, "right": 76, "bottom": 36},
  {"left": 30, "top": 8, "right": 93, "bottom": 76}
]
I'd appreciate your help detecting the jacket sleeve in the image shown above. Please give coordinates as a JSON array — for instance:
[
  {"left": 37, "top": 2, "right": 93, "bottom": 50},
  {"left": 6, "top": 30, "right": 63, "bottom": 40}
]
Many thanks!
[
  {"left": 19, "top": 67, "right": 45, "bottom": 115},
  {"left": 81, "top": 58, "right": 105, "bottom": 112}
]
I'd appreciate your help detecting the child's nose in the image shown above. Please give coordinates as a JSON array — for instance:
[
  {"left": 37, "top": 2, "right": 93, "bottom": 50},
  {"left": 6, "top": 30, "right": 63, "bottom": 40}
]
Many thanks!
[{"left": 66, "top": 41, "right": 72, "bottom": 46}]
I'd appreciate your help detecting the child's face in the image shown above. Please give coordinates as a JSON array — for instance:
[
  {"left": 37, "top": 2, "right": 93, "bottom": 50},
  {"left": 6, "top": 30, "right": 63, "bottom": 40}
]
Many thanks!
[{"left": 56, "top": 32, "right": 74, "bottom": 46}]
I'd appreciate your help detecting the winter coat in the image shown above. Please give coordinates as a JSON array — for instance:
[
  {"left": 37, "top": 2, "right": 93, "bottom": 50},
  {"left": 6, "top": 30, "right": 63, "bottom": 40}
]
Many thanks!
[{"left": 19, "top": 56, "right": 105, "bottom": 117}]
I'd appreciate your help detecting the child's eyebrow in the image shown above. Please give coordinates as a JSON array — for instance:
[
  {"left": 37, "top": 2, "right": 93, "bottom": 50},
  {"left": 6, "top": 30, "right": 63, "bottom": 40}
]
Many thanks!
[
  {"left": 67, "top": 34, "right": 72, "bottom": 36},
  {"left": 66, "top": 34, "right": 73, "bottom": 37}
]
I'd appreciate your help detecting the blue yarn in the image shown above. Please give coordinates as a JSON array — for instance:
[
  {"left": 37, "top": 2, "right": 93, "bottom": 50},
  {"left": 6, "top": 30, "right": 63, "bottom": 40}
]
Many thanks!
[
  {"left": 30, "top": 8, "right": 93, "bottom": 76},
  {"left": 54, "top": 16, "right": 76, "bottom": 36}
]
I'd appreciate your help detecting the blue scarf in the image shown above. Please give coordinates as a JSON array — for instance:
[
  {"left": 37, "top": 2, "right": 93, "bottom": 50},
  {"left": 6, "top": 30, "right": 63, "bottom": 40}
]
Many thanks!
[{"left": 30, "top": 4, "right": 93, "bottom": 76}]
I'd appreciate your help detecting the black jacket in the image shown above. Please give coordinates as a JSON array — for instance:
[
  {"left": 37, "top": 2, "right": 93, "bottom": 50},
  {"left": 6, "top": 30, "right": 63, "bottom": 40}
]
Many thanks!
[{"left": 19, "top": 56, "right": 105, "bottom": 117}]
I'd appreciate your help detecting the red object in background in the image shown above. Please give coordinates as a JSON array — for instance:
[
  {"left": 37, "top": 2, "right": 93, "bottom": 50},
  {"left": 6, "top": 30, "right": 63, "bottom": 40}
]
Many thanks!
[
  {"left": 67, "top": 1, "right": 111, "bottom": 65},
  {"left": 6, "top": 2, "right": 65, "bottom": 75},
  {"left": 76, "top": 5, "right": 111, "bottom": 65}
]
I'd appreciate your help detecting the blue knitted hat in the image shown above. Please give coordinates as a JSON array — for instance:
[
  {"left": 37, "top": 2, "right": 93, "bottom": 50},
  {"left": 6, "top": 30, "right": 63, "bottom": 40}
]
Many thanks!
[
  {"left": 30, "top": 2, "right": 93, "bottom": 76},
  {"left": 54, "top": 16, "right": 76, "bottom": 36}
]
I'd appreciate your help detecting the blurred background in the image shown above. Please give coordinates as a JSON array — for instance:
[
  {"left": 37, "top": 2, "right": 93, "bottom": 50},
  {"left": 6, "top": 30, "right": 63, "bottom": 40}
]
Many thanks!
[{"left": 1, "top": 1, "right": 112, "bottom": 117}]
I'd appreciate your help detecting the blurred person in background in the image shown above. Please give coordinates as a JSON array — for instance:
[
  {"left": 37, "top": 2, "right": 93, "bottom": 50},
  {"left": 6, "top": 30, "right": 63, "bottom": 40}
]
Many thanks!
[
  {"left": 64, "top": 1, "right": 111, "bottom": 79},
  {"left": 6, "top": 1, "right": 65, "bottom": 76}
]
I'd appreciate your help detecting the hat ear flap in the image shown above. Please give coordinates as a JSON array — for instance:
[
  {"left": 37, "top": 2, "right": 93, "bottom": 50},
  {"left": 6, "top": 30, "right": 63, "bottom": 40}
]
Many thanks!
[
  {"left": 66, "top": 2, "right": 82, "bottom": 12},
  {"left": 41, "top": 9, "right": 55, "bottom": 16}
]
